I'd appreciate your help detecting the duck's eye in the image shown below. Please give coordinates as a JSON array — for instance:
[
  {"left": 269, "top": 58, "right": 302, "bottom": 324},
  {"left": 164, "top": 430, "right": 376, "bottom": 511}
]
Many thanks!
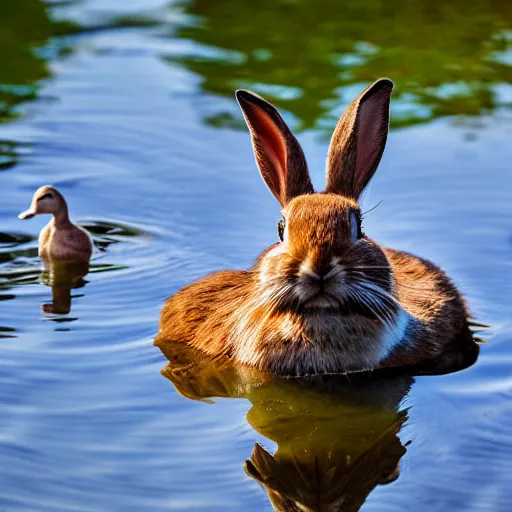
[
  {"left": 38, "top": 193, "right": 53, "bottom": 201},
  {"left": 350, "top": 211, "right": 363, "bottom": 241},
  {"left": 277, "top": 218, "right": 286, "bottom": 242}
]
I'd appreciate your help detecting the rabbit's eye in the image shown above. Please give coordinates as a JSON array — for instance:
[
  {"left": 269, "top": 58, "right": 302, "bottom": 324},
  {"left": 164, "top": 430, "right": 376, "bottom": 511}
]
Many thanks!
[
  {"left": 350, "top": 211, "right": 363, "bottom": 241},
  {"left": 277, "top": 218, "right": 286, "bottom": 242}
]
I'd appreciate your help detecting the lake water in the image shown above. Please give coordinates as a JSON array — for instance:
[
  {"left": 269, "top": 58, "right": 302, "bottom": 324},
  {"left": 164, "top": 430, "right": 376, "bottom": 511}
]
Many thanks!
[{"left": 1, "top": 1, "right": 511, "bottom": 510}]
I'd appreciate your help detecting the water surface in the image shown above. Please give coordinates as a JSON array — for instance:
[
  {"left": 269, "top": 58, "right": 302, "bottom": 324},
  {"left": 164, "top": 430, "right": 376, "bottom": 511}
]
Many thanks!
[{"left": 1, "top": 1, "right": 511, "bottom": 510}]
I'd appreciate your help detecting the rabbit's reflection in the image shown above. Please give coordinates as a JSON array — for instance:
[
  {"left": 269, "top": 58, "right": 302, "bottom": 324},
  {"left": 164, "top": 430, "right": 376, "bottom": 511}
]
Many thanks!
[
  {"left": 243, "top": 376, "right": 410, "bottom": 512},
  {"left": 155, "top": 329, "right": 478, "bottom": 512},
  {"left": 40, "top": 257, "right": 89, "bottom": 314}
]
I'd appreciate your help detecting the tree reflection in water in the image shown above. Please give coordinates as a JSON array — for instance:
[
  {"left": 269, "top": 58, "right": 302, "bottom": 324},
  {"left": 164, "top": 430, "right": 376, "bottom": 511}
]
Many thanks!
[{"left": 166, "top": 0, "right": 512, "bottom": 133}]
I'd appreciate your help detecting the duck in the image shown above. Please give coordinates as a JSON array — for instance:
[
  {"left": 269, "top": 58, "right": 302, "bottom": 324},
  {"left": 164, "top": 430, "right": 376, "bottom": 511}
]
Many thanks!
[{"left": 18, "top": 185, "right": 93, "bottom": 262}]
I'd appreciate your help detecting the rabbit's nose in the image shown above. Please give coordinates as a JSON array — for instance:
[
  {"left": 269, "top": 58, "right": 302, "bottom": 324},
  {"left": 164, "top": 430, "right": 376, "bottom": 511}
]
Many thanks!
[
  {"left": 298, "top": 256, "right": 339, "bottom": 282},
  {"left": 315, "top": 260, "right": 337, "bottom": 281},
  {"left": 320, "top": 266, "right": 339, "bottom": 281}
]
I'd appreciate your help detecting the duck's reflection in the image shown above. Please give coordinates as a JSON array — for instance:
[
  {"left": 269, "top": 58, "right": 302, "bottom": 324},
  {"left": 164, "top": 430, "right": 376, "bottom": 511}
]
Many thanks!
[
  {"left": 40, "top": 258, "right": 89, "bottom": 315},
  {"left": 155, "top": 329, "right": 479, "bottom": 511}
]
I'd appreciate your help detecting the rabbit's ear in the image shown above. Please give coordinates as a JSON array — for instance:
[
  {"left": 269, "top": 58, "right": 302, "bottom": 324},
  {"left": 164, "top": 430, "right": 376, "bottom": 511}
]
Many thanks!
[
  {"left": 236, "top": 90, "right": 313, "bottom": 206},
  {"left": 325, "top": 79, "right": 393, "bottom": 199}
]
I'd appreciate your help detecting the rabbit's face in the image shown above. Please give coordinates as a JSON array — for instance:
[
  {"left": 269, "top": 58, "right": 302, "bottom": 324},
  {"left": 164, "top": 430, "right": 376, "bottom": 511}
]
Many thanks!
[{"left": 258, "top": 194, "right": 395, "bottom": 316}]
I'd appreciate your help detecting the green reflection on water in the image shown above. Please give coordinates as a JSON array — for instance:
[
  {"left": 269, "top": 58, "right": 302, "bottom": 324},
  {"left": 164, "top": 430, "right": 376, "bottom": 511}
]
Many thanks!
[
  {"left": 0, "top": 1, "right": 77, "bottom": 170},
  {"left": 0, "top": 1, "right": 76, "bottom": 124},
  {"left": 168, "top": 0, "right": 512, "bottom": 132},
  {"left": 2, "top": 0, "right": 511, "bottom": 137}
]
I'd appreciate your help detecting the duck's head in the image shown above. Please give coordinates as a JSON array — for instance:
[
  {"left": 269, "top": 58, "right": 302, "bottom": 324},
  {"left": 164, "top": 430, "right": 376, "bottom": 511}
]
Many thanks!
[{"left": 18, "top": 185, "right": 67, "bottom": 220}]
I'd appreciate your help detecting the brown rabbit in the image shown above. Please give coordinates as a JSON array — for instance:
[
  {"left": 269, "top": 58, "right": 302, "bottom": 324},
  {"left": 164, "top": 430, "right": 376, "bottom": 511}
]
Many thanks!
[{"left": 159, "top": 79, "right": 469, "bottom": 376}]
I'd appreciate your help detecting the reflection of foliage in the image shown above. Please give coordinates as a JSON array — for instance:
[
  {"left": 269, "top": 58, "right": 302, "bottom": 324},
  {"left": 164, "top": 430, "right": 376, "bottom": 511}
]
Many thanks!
[
  {"left": 168, "top": 0, "right": 512, "bottom": 131},
  {"left": 2, "top": 0, "right": 511, "bottom": 135},
  {"left": 0, "top": 1, "right": 76, "bottom": 169},
  {"left": 0, "top": 1, "right": 76, "bottom": 124},
  {"left": 0, "top": 2, "right": 160, "bottom": 166},
  {"left": 0, "top": 140, "right": 32, "bottom": 171}
]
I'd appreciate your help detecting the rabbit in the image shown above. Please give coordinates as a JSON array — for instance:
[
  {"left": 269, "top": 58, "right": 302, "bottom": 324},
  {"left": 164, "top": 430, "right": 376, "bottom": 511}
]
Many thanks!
[
  {"left": 159, "top": 78, "right": 469, "bottom": 376},
  {"left": 18, "top": 185, "right": 93, "bottom": 262}
]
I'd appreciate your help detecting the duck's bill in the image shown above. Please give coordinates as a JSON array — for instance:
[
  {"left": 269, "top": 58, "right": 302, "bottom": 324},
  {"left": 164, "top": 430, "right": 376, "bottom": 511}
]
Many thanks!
[{"left": 18, "top": 209, "right": 35, "bottom": 220}]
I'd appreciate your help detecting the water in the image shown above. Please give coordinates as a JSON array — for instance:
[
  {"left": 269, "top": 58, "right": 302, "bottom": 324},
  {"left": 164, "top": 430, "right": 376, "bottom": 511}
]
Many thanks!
[{"left": 0, "top": 1, "right": 511, "bottom": 510}]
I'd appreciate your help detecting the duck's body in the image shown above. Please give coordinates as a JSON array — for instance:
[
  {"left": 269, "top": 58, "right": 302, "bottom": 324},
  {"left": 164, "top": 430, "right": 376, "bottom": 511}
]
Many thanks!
[
  {"left": 38, "top": 218, "right": 92, "bottom": 261},
  {"left": 19, "top": 185, "right": 93, "bottom": 262}
]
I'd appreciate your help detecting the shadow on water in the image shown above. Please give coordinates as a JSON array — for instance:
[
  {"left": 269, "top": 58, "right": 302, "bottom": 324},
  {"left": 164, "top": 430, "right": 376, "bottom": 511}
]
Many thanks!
[
  {"left": 155, "top": 330, "right": 479, "bottom": 512},
  {"left": 165, "top": 0, "right": 512, "bottom": 133}
]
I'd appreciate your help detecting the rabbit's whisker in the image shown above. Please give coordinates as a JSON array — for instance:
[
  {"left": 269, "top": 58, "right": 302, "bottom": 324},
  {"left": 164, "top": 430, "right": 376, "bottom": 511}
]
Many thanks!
[
  {"left": 348, "top": 286, "right": 394, "bottom": 334},
  {"left": 351, "top": 266, "right": 393, "bottom": 270},
  {"left": 357, "top": 280, "right": 400, "bottom": 310},
  {"left": 354, "top": 272, "right": 423, "bottom": 291},
  {"left": 345, "top": 277, "right": 402, "bottom": 343}
]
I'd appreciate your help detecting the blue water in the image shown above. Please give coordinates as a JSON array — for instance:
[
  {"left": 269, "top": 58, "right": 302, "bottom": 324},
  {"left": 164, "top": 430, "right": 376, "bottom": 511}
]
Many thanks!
[{"left": 1, "top": 1, "right": 511, "bottom": 510}]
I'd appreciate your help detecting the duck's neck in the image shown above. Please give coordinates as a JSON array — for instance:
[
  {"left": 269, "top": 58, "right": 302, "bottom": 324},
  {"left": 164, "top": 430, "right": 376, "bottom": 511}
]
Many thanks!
[{"left": 52, "top": 207, "right": 72, "bottom": 229}]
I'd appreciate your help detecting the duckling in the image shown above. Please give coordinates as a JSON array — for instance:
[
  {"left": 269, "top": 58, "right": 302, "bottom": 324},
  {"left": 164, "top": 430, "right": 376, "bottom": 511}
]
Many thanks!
[{"left": 18, "top": 185, "right": 93, "bottom": 262}]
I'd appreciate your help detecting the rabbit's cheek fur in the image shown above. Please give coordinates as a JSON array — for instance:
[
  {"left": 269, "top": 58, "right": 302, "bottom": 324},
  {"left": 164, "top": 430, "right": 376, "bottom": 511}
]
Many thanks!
[{"left": 257, "top": 244, "right": 288, "bottom": 285}]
